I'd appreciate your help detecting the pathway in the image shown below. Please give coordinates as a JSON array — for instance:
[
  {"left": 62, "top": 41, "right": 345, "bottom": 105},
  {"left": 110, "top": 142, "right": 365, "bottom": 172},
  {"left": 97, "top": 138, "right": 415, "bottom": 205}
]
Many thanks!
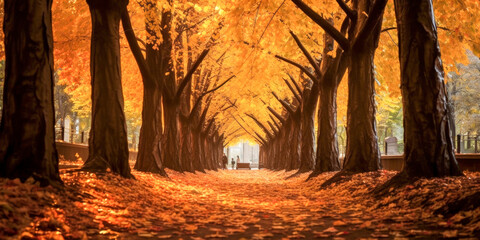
[{"left": 2, "top": 168, "right": 479, "bottom": 239}]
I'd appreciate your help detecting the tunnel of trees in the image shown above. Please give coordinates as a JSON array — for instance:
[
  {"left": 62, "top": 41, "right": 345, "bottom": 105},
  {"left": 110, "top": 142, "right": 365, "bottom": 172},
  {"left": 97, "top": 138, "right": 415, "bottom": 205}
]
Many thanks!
[{"left": 1, "top": 0, "right": 479, "bottom": 187}]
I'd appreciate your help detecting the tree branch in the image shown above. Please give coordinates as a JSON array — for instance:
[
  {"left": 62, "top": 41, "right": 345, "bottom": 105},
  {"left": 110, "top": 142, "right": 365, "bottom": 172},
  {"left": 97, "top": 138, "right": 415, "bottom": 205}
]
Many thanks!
[
  {"left": 136, "top": 37, "right": 146, "bottom": 48},
  {"left": 286, "top": 73, "right": 303, "bottom": 97},
  {"left": 381, "top": 26, "right": 451, "bottom": 33},
  {"left": 121, "top": 9, "right": 155, "bottom": 88},
  {"left": 354, "top": 0, "right": 388, "bottom": 46},
  {"left": 246, "top": 113, "right": 274, "bottom": 140},
  {"left": 271, "top": 91, "right": 295, "bottom": 115},
  {"left": 275, "top": 55, "right": 316, "bottom": 82},
  {"left": 381, "top": 27, "right": 397, "bottom": 33},
  {"left": 233, "top": 116, "right": 266, "bottom": 145},
  {"left": 189, "top": 75, "right": 234, "bottom": 119},
  {"left": 175, "top": 49, "right": 210, "bottom": 100},
  {"left": 254, "top": 132, "right": 268, "bottom": 145},
  {"left": 291, "top": 0, "right": 350, "bottom": 51},
  {"left": 284, "top": 78, "right": 302, "bottom": 103},
  {"left": 340, "top": 16, "right": 350, "bottom": 35},
  {"left": 203, "top": 75, "right": 235, "bottom": 95},
  {"left": 196, "top": 99, "right": 213, "bottom": 131},
  {"left": 269, "top": 114, "right": 282, "bottom": 130},
  {"left": 335, "top": 0, "right": 356, "bottom": 20},
  {"left": 289, "top": 30, "right": 322, "bottom": 78},
  {"left": 267, "top": 121, "right": 279, "bottom": 135},
  {"left": 268, "top": 106, "right": 286, "bottom": 124}
]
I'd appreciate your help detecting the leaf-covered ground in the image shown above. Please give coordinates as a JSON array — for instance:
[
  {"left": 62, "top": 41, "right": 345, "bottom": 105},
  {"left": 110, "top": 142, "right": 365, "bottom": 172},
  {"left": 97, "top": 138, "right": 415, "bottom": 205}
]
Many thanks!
[{"left": 1, "top": 163, "right": 480, "bottom": 239}]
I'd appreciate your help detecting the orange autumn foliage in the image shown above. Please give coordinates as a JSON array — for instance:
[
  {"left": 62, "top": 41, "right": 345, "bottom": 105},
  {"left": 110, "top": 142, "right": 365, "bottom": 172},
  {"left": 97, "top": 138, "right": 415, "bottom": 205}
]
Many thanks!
[{"left": 0, "top": 0, "right": 479, "bottom": 143}]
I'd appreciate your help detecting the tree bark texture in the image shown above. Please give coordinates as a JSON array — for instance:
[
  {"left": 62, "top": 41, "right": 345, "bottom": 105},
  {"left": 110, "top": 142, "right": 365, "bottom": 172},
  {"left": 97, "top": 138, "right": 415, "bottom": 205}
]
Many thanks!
[
  {"left": 342, "top": 0, "right": 382, "bottom": 173},
  {"left": 134, "top": 86, "right": 165, "bottom": 174},
  {"left": 0, "top": 0, "right": 62, "bottom": 186},
  {"left": 394, "top": 0, "right": 462, "bottom": 177},
  {"left": 312, "top": 31, "right": 342, "bottom": 176},
  {"left": 298, "top": 83, "right": 318, "bottom": 173},
  {"left": 82, "top": 0, "right": 132, "bottom": 178},
  {"left": 180, "top": 116, "right": 195, "bottom": 173},
  {"left": 121, "top": 7, "right": 166, "bottom": 175},
  {"left": 288, "top": 118, "right": 301, "bottom": 171},
  {"left": 192, "top": 129, "right": 206, "bottom": 172},
  {"left": 162, "top": 102, "right": 182, "bottom": 171},
  {"left": 314, "top": 58, "right": 341, "bottom": 174}
]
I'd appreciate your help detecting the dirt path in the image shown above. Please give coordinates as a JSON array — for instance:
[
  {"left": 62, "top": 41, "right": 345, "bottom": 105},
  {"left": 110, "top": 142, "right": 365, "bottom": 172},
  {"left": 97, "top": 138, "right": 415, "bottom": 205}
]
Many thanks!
[{"left": 2, "top": 168, "right": 479, "bottom": 239}]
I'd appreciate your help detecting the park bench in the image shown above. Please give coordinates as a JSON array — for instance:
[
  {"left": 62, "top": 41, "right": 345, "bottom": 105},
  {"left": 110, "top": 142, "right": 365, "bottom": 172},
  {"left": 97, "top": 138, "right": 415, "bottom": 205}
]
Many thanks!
[{"left": 236, "top": 162, "right": 251, "bottom": 170}]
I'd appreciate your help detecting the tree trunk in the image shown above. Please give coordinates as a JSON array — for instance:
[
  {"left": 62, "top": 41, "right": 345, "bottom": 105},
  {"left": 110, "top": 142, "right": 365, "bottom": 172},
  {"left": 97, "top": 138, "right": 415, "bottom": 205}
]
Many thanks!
[
  {"left": 180, "top": 117, "right": 195, "bottom": 173},
  {"left": 394, "top": 0, "right": 462, "bottom": 177},
  {"left": 192, "top": 130, "right": 206, "bottom": 172},
  {"left": 280, "top": 122, "right": 291, "bottom": 170},
  {"left": 298, "top": 84, "right": 319, "bottom": 173},
  {"left": 122, "top": 4, "right": 166, "bottom": 176},
  {"left": 287, "top": 117, "right": 301, "bottom": 171},
  {"left": 314, "top": 78, "right": 340, "bottom": 173},
  {"left": 310, "top": 29, "right": 342, "bottom": 177},
  {"left": 342, "top": 0, "right": 382, "bottom": 173},
  {"left": 82, "top": 0, "right": 132, "bottom": 178},
  {"left": 0, "top": 0, "right": 62, "bottom": 186},
  {"left": 134, "top": 86, "right": 165, "bottom": 174},
  {"left": 162, "top": 102, "right": 182, "bottom": 171}
]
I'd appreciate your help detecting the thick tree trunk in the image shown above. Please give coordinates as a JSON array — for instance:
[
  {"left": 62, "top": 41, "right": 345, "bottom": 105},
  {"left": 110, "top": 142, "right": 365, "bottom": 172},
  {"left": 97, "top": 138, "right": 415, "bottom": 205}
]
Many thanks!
[
  {"left": 180, "top": 117, "right": 195, "bottom": 173},
  {"left": 134, "top": 86, "right": 165, "bottom": 174},
  {"left": 394, "top": 0, "right": 462, "bottom": 177},
  {"left": 280, "top": 122, "right": 291, "bottom": 170},
  {"left": 203, "top": 136, "right": 212, "bottom": 170},
  {"left": 277, "top": 129, "right": 288, "bottom": 170},
  {"left": 343, "top": 48, "right": 381, "bottom": 172},
  {"left": 0, "top": 0, "right": 62, "bottom": 186},
  {"left": 82, "top": 0, "right": 132, "bottom": 178},
  {"left": 287, "top": 117, "right": 301, "bottom": 171},
  {"left": 122, "top": 6, "right": 166, "bottom": 176},
  {"left": 298, "top": 84, "right": 319, "bottom": 173},
  {"left": 192, "top": 130, "right": 206, "bottom": 172},
  {"left": 342, "top": 0, "right": 382, "bottom": 173},
  {"left": 311, "top": 31, "right": 341, "bottom": 177},
  {"left": 314, "top": 80, "right": 340, "bottom": 173},
  {"left": 162, "top": 102, "right": 182, "bottom": 171}
]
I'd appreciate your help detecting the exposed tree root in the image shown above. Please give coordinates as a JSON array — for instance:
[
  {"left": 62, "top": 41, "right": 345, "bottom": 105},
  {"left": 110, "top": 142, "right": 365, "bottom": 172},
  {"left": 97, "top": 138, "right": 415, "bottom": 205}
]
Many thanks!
[
  {"left": 306, "top": 172, "right": 319, "bottom": 181},
  {"left": 372, "top": 172, "right": 415, "bottom": 197},
  {"left": 320, "top": 171, "right": 355, "bottom": 188},
  {"left": 286, "top": 168, "right": 311, "bottom": 179},
  {"left": 81, "top": 159, "right": 136, "bottom": 179}
]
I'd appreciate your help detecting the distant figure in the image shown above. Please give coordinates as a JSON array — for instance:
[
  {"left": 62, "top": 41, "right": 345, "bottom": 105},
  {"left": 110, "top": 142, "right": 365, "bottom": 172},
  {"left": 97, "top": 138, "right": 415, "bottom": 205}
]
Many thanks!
[
  {"left": 222, "top": 153, "right": 228, "bottom": 169},
  {"left": 236, "top": 155, "right": 240, "bottom": 164},
  {"left": 231, "top": 158, "right": 235, "bottom": 169}
]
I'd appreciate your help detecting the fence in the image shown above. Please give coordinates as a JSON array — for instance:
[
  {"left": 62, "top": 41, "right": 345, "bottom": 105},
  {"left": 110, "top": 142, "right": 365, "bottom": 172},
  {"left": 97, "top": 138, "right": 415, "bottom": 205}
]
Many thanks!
[
  {"left": 456, "top": 134, "right": 479, "bottom": 153},
  {"left": 55, "top": 126, "right": 88, "bottom": 144},
  {"left": 56, "top": 141, "right": 138, "bottom": 162},
  {"left": 55, "top": 126, "right": 138, "bottom": 150},
  {"left": 383, "top": 134, "right": 479, "bottom": 155}
]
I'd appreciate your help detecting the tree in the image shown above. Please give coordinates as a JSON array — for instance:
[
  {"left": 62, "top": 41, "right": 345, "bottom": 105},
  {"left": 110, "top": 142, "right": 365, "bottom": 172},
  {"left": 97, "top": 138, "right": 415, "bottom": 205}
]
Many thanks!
[
  {"left": 0, "top": 0, "right": 62, "bottom": 186},
  {"left": 395, "top": 0, "right": 462, "bottom": 178},
  {"left": 312, "top": 28, "right": 345, "bottom": 177},
  {"left": 291, "top": 0, "right": 387, "bottom": 185},
  {"left": 376, "top": 0, "right": 463, "bottom": 194},
  {"left": 81, "top": 0, "right": 132, "bottom": 178},
  {"left": 122, "top": 8, "right": 166, "bottom": 176}
]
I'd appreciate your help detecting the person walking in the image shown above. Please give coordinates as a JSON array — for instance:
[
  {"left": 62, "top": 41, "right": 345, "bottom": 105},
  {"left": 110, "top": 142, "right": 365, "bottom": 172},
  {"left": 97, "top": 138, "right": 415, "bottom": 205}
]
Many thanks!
[
  {"left": 231, "top": 158, "right": 235, "bottom": 170},
  {"left": 222, "top": 153, "right": 228, "bottom": 169}
]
